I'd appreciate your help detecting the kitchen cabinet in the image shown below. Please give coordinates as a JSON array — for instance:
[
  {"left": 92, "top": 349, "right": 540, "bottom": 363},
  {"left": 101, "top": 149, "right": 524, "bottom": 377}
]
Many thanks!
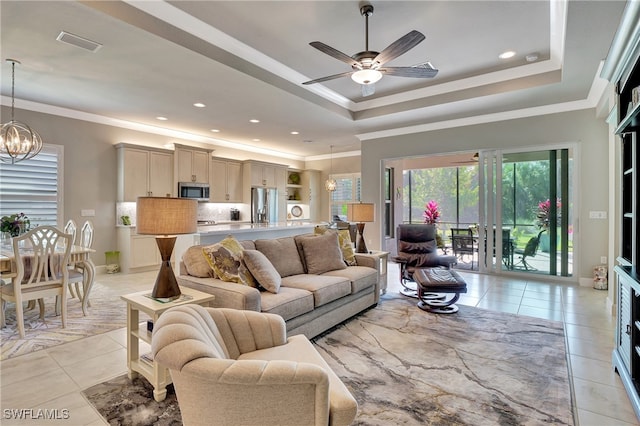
[
  {"left": 116, "top": 144, "right": 173, "bottom": 202},
  {"left": 175, "top": 144, "right": 210, "bottom": 184},
  {"left": 210, "top": 158, "right": 243, "bottom": 202},
  {"left": 117, "top": 227, "right": 196, "bottom": 273},
  {"left": 245, "top": 161, "right": 282, "bottom": 187},
  {"left": 116, "top": 227, "right": 162, "bottom": 273}
]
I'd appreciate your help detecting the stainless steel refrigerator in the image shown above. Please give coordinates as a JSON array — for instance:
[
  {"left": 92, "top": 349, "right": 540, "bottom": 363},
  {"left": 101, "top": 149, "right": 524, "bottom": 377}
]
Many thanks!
[{"left": 251, "top": 187, "right": 278, "bottom": 223}]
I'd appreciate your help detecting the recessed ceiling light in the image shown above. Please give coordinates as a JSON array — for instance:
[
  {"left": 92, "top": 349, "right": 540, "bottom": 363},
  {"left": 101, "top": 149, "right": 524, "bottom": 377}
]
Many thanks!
[
  {"left": 156, "top": 116, "right": 168, "bottom": 121},
  {"left": 499, "top": 50, "right": 516, "bottom": 59},
  {"left": 290, "top": 131, "right": 299, "bottom": 135},
  {"left": 211, "top": 129, "right": 220, "bottom": 133},
  {"left": 252, "top": 138, "right": 261, "bottom": 142},
  {"left": 193, "top": 102, "right": 206, "bottom": 108},
  {"left": 249, "top": 119, "right": 260, "bottom": 123}
]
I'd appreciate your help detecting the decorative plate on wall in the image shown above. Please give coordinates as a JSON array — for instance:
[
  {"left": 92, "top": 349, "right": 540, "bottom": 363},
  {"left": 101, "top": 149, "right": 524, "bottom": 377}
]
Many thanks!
[{"left": 291, "top": 205, "right": 303, "bottom": 217}]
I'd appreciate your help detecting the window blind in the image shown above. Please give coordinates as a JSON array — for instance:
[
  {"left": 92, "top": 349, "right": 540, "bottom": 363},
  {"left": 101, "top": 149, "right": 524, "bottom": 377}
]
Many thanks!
[{"left": 0, "top": 145, "right": 62, "bottom": 228}]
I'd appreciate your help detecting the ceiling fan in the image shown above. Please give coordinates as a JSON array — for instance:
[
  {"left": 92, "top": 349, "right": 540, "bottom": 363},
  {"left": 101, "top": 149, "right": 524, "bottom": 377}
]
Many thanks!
[
  {"left": 302, "top": 3, "right": 438, "bottom": 97},
  {"left": 453, "top": 153, "right": 480, "bottom": 164}
]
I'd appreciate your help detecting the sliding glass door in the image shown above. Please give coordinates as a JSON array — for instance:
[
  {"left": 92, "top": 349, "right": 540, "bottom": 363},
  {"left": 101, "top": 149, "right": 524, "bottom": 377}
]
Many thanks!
[{"left": 479, "top": 148, "right": 573, "bottom": 277}]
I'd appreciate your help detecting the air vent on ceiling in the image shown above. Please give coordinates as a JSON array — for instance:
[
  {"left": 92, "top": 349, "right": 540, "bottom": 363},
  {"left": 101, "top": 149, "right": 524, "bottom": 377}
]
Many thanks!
[{"left": 56, "top": 31, "right": 102, "bottom": 52}]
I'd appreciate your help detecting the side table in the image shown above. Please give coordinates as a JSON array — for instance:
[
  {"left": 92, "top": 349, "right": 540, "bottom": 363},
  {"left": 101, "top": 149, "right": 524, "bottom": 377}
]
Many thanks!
[
  {"left": 121, "top": 287, "right": 215, "bottom": 402},
  {"left": 357, "top": 250, "right": 389, "bottom": 294}
]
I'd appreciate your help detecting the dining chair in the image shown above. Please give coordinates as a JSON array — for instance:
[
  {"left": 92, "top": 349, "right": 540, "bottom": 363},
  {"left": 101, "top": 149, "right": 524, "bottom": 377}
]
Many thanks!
[
  {"left": 66, "top": 221, "right": 94, "bottom": 315},
  {"left": 63, "top": 219, "right": 77, "bottom": 246},
  {"left": 0, "top": 226, "right": 72, "bottom": 338}
]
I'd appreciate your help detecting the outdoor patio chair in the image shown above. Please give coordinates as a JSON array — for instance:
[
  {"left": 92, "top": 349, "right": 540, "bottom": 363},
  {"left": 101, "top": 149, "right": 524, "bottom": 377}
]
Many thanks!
[
  {"left": 450, "top": 228, "right": 477, "bottom": 269},
  {"left": 514, "top": 230, "right": 545, "bottom": 270}
]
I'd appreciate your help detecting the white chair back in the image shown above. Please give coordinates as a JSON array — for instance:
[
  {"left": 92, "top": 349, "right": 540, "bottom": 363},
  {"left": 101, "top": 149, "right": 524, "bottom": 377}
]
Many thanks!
[
  {"left": 63, "top": 220, "right": 77, "bottom": 246},
  {"left": 79, "top": 221, "right": 94, "bottom": 248}
]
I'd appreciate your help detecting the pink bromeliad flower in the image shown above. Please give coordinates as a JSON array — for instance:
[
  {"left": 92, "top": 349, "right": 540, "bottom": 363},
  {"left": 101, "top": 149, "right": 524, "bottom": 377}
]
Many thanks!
[{"left": 423, "top": 200, "right": 440, "bottom": 225}]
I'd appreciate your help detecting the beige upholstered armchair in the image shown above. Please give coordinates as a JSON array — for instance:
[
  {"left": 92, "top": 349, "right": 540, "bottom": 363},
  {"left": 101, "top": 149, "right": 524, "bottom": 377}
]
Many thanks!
[{"left": 152, "top": 304, "right": 357, "bottom": 426}]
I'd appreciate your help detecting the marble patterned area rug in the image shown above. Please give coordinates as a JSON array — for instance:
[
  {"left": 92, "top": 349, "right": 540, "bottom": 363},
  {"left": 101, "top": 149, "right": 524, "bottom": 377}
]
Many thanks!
[
  {"left": 83, "top": 295, "right": 573, "bottom": 426},
  {"left": 0, "top": 281, "right": 128, "bottom": 360}
]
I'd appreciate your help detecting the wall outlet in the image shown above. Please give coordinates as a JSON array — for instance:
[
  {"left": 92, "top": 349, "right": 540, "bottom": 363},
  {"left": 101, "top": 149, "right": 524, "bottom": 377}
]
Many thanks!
[
  {"left": 601, "top": 256, "right": 607, "bottom": 264},
  {"left": 589, "top": 211, "right": 607, "bottom": 219},
  {"left": 81, "top": 209, "right": 95, "bottom": 217}
]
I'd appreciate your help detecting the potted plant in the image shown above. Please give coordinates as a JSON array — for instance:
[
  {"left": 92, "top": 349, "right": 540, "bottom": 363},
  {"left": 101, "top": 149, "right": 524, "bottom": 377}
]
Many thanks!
[
  {"left": 423, "top": 200, "right": 444, "bottom": 249},
  {"left": 1, "top": 213, "right": 31, "bottom": 237},
  {"left": 536, "top": 198, "right": 560, "bottom": 252}
]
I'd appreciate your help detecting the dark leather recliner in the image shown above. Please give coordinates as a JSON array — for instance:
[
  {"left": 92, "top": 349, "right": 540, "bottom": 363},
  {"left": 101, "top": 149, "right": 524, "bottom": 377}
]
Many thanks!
[{"left": 392, "top": 224, "right": 458, "bottom": 297}]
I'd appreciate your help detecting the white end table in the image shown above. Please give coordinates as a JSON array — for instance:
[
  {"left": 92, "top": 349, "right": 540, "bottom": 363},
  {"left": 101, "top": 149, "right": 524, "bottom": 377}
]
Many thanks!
[
  {"left": 121, "top": 287, "right": 215, "bottom": 402},
  {"left": 357, "top": 250, "right": 389, "bottom": 294}
]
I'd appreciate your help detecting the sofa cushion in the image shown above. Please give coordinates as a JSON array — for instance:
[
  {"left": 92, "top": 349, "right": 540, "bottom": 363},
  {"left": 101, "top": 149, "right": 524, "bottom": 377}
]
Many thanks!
[
  {"left": 281, "top": 274, "right": 351, "bottom": 307},
  {"left": 260, "top": 287, "right": 314, "bottom": 321},
  {"left": 314, "top": 226, "right": 356, "bottom": 266},
  {"left": 298, "top": 233, "right": 347, "bottom": 275},
  {"left": 243, "top": 249, "right": 281, "bottom": 293},
  {"left": 323, "top": 266, "right": 378, "bottom": 294},
  {"left": 203, "top": 236, "right": 256, "bottom": 287},
  {"left": 239, "top": 240, "right": 256, "bottom": 250},
  {"left": 183, "top": 245, "right": 214, "bottom": 278},
  {"left": 254, "top": 237, "right": 305, "bottom": 277}
]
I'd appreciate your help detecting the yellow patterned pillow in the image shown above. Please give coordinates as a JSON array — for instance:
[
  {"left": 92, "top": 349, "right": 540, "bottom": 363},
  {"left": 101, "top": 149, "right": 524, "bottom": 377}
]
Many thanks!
[
  {"left": 203, "top": 236, "right": 256, "bottom": 287},
  {"left": 314, "top": 226, "right": 357, "bottom": 266}
]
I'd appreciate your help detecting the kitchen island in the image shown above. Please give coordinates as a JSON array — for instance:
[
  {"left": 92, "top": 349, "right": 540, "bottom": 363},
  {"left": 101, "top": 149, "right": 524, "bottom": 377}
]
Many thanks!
[{"left": 196, "top": 221, "right": 318, "bottom": 244}]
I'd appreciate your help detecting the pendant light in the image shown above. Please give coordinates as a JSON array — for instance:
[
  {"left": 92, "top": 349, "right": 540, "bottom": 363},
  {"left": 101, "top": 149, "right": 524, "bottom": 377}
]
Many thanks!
[
  {"left": 325, "top": 144, "right": 337, "bottom": 192},
  {"left": 1, "top": 59, "right": 43, "bottom": 164}
]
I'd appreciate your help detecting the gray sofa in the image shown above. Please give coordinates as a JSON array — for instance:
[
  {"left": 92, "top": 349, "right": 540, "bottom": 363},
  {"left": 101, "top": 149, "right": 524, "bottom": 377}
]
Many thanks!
[{"left": 177, "top": 232, "right": 381, "bottom": 339}]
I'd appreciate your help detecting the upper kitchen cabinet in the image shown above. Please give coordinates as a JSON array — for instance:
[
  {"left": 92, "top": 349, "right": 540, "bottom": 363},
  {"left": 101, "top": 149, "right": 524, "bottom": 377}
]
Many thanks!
[
  {"left": 175, "top": 144, "right": 211, "bottom": 184},
  {"left": 244, "top": 160, "right": 287, "bottom": 188},
  {"left": 116, "top": 144, "right": 173, "bottom": 202},
  {"left": 210, "top": 158, "right": 243, "bottom": 202}
]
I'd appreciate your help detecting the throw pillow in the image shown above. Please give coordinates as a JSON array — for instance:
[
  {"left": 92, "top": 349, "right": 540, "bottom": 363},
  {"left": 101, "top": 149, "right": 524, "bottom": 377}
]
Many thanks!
[
  {"left": 203, "top": 236, "right": 256, "bottom": 287},
  {"left": 299, "top": 232, "right": 347, "bottom": 275},
  {"left": 243, "top": 249, "right": 281, "bottom": 293},
  {"left": 182, "top": 245, "right": 215, "bottom": 278},
  {"left": 254, "top": 237, "right": 305, "bottom": 277},
  {"left": 314, "top": 226, "right": 357, "bottom": 266}
]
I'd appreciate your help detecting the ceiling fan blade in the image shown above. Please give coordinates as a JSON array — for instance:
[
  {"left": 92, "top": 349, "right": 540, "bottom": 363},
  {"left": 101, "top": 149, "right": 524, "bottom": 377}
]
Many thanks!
[
  {"left": 361, "top": 84, "right": 375, "bottom": 97},
  {"left": 380, "top": 64, "right": 439, "bottom": 78},
  {"left": 309, "top": 41, "right": 359, "bottom": 67},
  {"left": 373, "top": 30, "right": 425, "bottom": 66},
  {"left": 302, "top": 71, "right": 354, "bottom": 85}
]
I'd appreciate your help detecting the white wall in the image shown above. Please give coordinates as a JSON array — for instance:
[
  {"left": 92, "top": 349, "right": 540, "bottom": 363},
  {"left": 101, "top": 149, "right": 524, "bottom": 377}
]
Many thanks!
[{"left": 360, "top": 109, "right": 611, "bottom": 282}]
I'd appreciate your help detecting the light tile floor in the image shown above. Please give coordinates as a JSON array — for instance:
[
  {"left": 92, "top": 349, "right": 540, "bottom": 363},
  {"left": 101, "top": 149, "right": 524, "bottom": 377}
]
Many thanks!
[{"left": 0, "top": 266, "right": 638, "bottom": 425}]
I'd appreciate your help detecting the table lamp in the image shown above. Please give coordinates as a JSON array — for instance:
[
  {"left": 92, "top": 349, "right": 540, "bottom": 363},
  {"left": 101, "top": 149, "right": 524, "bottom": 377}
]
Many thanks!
[
  {"left": 347, "top": 202, "right": 374, "bottom": 253},
  {"left": 136, "top": 197, "right": 197, "bottom": 301}
]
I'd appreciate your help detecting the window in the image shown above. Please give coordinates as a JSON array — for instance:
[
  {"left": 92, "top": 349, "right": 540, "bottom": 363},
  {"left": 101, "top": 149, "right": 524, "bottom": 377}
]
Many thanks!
[
  {"left": 330, "top": 173, "right": 361, "bottom": 220},
  {"left": 384, "top": 167, "right": 393, "bottom": 238},
  {"left": 0, "top": 144, "right": 63, "bottom": 228}
]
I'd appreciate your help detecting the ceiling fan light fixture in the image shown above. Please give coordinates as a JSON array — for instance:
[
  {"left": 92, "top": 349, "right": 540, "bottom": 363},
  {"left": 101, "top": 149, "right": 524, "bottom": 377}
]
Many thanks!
[{"left": 351, "top": 69, "right": 382, "bottom": 85}]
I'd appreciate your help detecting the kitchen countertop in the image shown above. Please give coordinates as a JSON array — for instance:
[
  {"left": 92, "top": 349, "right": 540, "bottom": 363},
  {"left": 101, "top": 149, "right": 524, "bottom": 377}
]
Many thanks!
[{"left": 197, "top": 221, "right": 317, "bottom": 235}]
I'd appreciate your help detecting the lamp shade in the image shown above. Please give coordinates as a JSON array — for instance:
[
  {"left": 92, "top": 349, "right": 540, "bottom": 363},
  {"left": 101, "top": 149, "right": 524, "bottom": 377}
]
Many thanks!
[
  {"left": 347, "top": 203, "right": 374, "bottom": 223},
  {"left": 136, "top": 197, "right": 197, "bottom": 235}
]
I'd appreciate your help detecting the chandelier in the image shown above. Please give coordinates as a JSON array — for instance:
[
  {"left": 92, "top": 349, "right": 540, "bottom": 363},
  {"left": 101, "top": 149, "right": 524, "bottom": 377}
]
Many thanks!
[
  {"left": 325, "top": 145, "right": 337, "bottom": 192},
  {"left": 1, "top": 59, "right": 43, "bottom": 164}
]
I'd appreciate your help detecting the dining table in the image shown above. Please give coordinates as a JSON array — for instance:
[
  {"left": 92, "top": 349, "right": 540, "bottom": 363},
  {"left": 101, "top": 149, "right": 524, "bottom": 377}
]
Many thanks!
[{"left": 0, "top": 243, "right": 96, "bottom": 316}]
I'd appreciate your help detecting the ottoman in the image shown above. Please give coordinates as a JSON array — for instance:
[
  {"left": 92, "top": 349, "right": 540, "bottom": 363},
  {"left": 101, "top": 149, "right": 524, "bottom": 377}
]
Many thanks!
[{"left": 413, "top": 268, "right": 467, "bottom": 314}]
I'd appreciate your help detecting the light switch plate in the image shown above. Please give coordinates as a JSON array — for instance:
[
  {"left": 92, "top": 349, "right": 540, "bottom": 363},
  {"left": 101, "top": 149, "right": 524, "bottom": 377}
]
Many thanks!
[{"left": 81, "top": 209, "right": 95, "bottom": 217}]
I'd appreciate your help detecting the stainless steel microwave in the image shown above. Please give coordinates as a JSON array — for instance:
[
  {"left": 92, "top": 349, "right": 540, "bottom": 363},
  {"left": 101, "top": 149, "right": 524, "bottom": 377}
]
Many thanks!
[{"left": 178, "top": 182, "right": 210, "bottom": 201}]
